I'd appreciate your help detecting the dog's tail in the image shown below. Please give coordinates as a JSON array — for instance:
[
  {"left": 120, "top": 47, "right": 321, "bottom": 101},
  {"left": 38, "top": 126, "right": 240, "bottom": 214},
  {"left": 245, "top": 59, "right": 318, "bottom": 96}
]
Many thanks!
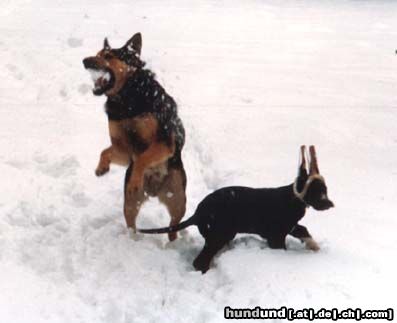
[{"left": 138, "top": 214, "right": 197, "bottom": 234}]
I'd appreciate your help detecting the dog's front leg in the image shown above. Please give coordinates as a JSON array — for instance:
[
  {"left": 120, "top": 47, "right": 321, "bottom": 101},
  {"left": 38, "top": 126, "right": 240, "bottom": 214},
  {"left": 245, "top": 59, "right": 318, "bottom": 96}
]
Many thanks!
[
  {"left": 267, "top": 236, "right": 287, "bottom": 250},
  {"left": 289, "top": 224, "right": 320, "bottom": 251},
  {"left": 96, "top": 143, "right": 130, "bottom": 176},
  {"left": 96, "top": 146, "right": 112, "bottom": 176}
]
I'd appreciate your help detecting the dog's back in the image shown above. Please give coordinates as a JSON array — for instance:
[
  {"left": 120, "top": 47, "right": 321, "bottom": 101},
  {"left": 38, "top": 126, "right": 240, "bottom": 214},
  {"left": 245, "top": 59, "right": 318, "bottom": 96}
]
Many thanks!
[{"left": 194, "top": 185, "right": 305, "bottom": 237}]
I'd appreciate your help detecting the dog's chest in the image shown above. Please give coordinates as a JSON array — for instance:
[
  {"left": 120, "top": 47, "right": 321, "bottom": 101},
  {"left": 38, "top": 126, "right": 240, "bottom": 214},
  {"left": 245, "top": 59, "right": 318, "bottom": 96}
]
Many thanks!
[{"left": 108, "top": 114, "right": 158, "bottom": 152}]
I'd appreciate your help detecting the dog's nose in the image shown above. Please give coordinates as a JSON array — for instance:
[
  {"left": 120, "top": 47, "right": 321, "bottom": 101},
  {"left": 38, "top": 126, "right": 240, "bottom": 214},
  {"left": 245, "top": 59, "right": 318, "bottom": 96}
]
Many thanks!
[
  {"left": 82, "top": 58, "right": 89, "bottom": 68},
  {"left": 326, "top": 199, "right": 335, "bottom": 209}
]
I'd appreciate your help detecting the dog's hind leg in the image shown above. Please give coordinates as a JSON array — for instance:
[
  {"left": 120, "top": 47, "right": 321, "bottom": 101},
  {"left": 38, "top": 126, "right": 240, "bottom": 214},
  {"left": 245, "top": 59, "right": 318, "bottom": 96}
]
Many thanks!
[
  {"left": 289, "top": 224, "right": 320, "bottom": 251},
  {"left": 124, "top": 164, "right": 147, "bottom": 233},
  {"left": 128, "top": 141, "right": 174, "bottom": 192},
  {"left": 193, "top": 234, "right": 234, "bottom": 273},
  {"left": 158, "top": 167, "right": 187, "bottom": 242}
]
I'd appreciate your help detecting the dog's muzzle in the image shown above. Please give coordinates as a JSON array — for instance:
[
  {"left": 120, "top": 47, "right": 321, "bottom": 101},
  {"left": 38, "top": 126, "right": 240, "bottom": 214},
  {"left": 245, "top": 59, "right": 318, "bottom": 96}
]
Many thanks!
[{"left": 82, "top": 57, "right": 114, "bottom": 95}]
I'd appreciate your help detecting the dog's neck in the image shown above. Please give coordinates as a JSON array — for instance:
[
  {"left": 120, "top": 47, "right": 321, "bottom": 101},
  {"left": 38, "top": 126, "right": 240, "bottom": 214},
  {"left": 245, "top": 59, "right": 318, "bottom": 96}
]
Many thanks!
[
  {"left": 292, "top": 174, "right": 324, "bottom": 205},
  {"left": 106, "top": 68, "right": 152, "bottom": 100},
  {"left": 104, "top": 67, "right": 171, "bottom": 122}
]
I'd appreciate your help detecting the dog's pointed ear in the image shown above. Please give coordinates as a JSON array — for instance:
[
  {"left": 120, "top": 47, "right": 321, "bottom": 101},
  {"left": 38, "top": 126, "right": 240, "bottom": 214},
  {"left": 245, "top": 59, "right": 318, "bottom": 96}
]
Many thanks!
[
  {"left": 298, "top": 145, "right": 308, "bottom": 178},
  {"left": 103, "top": 38, "right": 111, "bottom": 50},
  {"left": 124, "top": 32, "right": 142, "bottom": 55},
  {"left": 295, "top": 145, "right": 309, "bottom": 194},
  {"left": 309, "top": 145, "right": 320, "bottom": 175}
]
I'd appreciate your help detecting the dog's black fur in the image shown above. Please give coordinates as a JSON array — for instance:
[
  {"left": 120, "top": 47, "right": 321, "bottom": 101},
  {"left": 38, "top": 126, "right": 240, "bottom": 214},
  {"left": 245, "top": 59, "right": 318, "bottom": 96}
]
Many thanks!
[{"left": 139, "top": 146, "right": 334, "bottom": 273}]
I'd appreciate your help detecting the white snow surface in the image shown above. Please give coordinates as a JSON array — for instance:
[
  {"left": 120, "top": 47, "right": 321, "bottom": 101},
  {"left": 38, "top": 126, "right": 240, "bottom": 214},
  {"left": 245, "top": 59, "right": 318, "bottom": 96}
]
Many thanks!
[{"left": 1, "top": 1, "right": 397, "bottom": 322}]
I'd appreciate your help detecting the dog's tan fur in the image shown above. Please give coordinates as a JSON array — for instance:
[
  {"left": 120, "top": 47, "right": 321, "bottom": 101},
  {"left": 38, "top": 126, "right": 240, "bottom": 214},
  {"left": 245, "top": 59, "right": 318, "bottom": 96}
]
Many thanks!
[{"left": 302, "top": 237, "right": 320, "bottom": 251}]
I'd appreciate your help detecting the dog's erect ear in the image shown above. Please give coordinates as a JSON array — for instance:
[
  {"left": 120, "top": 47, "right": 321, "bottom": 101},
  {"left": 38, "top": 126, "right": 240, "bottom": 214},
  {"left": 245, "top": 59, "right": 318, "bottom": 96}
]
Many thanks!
[
  {"left": 295, "top": 145, "right": 309, "bottom": 193},
  {"left": 103, "top": 38, "right": 111, "bottom": 50},
  {"left": 309, "top": 145, "right": 320, "bottom": 175},
  {"left": 298, "top": 145, "right": 308, "bottom": 178},
  {"left": 124, "top": 33, "right": 142, "bottom": 55}
]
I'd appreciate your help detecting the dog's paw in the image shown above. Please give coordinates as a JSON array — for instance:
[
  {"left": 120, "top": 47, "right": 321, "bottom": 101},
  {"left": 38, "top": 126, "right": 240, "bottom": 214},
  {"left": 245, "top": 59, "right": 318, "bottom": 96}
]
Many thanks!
[
  {"left": 168, "top": 232, "right": 177, "bottom": 242},
  {"left": 164, "top": 240, "right": 176, "bottom": 249},
  {"left": 303, "top": 237, "right": 320, "bottom": 252},
  {"left": 128, "top": 228, "right": 143, "bottom": 241},
  {"left": 95, "top": 167, "right": 109, "bottom": 177}
]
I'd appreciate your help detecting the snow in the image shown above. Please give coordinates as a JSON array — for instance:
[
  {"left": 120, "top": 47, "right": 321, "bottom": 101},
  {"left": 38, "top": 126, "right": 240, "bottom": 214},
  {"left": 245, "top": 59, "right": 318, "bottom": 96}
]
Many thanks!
[
  {"left": 1, "top": 0, "right": 397, "bottom": 322},
  {"left": 88, "top": 69, "right": 111, "bottom": 91},
  {"left": 89, "top": 69, "right": 111, "bottom": 82}
]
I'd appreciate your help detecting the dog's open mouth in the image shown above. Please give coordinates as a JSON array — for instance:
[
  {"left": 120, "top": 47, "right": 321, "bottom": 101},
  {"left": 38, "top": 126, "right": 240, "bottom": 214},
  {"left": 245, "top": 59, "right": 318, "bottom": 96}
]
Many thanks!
[{"left": 87, "top": 68, "right": 115, "bottom": 95}]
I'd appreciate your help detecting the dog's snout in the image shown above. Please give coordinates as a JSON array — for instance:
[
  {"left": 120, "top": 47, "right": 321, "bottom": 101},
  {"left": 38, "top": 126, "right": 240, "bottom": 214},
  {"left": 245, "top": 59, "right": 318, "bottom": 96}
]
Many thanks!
[
  {"left": 312, "top": 198, "right": 334, "bottom": 211},
  {"left": 322, "top": 199, "right": 334, "bottom": 210},
  {"left": 83, "top": 57, "right": 97, "bottom": 69}
]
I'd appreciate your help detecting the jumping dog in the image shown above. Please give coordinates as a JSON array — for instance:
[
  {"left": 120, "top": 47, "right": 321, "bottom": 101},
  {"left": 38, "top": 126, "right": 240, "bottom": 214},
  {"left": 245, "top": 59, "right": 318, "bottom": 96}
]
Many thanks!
[
  {"left": 139, "top": 146, "right": 334, "bottom": 273},
  {"left": 83, "top": 33, "right": 186, "bottom": 241}
]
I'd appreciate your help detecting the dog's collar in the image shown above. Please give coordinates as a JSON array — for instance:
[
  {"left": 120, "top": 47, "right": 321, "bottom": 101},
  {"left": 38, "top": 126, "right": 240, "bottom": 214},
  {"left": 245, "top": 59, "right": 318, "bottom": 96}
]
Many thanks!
[{"left": 293, "top": 174, "right": 324, "bottom": 203}]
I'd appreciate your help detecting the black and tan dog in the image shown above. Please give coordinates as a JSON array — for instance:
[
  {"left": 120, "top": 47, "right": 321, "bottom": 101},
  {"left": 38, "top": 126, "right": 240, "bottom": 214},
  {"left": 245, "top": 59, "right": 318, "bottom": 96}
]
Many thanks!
[
  {"left": 83, "top": 33, "right": 186, "bottom": 241},
  {"left": 139, "top": 146, "right": 334, "bottom": 272}
]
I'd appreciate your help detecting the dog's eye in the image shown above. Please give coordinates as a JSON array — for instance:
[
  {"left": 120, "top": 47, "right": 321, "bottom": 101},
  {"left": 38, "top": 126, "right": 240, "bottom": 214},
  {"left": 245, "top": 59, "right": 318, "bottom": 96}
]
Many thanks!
[{"left": 104, "top": 54, "right": 113, "bottom": 59}]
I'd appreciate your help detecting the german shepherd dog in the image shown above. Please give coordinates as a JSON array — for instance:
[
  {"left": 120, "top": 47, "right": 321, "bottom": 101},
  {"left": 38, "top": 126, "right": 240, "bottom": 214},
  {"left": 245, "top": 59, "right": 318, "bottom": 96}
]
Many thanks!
[
  {"left": 139, "top": 146, "right": 334, "bottom": 273},
  {"left": 83, "top": 33, "right": 186, "bottom": 241}
]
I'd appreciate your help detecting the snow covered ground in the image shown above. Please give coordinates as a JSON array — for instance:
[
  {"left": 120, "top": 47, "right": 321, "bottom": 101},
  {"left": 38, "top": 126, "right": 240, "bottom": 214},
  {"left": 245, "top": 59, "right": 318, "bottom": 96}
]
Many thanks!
[{"left": 1, "top": 0, "right": 397, "bottom": 322}]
